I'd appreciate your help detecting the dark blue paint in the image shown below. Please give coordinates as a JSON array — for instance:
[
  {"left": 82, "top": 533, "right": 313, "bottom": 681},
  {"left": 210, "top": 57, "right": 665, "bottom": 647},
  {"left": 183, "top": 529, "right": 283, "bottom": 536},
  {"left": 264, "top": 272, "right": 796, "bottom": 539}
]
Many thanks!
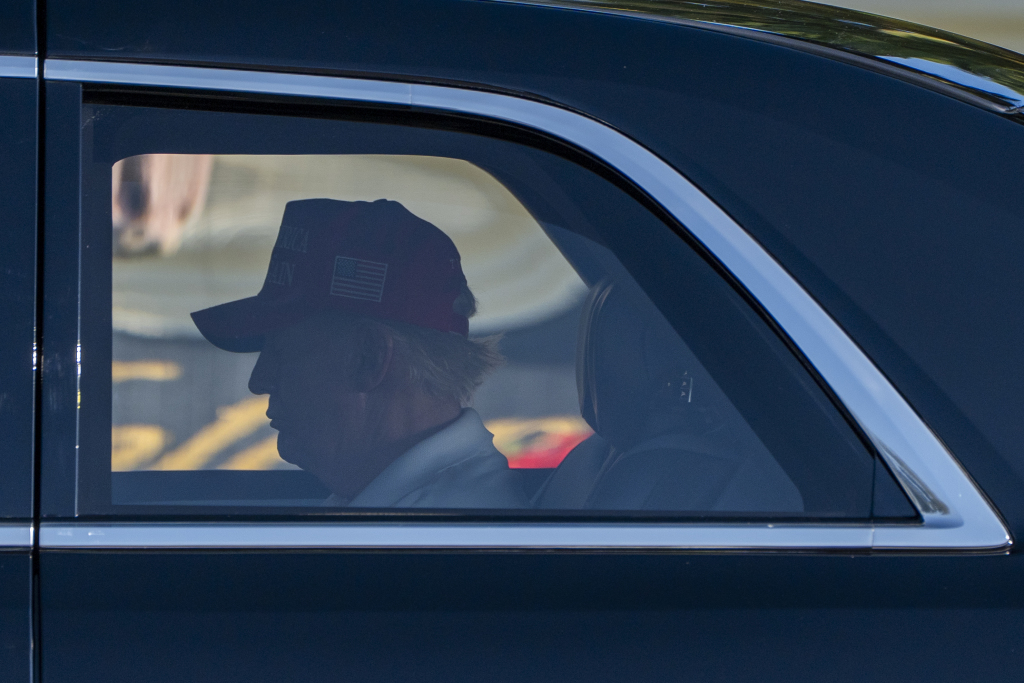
[
  {"left": 41, "top": 552, "right": 1024, "bottom": 682},
  {"left": 0, "top": 553, "right": 30, "bottom": 683},
  {"left": 0, "top": 0, "right": 34, "bottom": 54},
  {"left": 0, "top": 79, "right": 37, "bottom": 519},
  {"left": 40, "top": 551, "right": 1024, "bottom": 611},
  {"left": 40, "top": 81, "right": 82, "bottom": 518},
  {"left": 42, "top": 607, "right": 1024, "bottom": 682}
]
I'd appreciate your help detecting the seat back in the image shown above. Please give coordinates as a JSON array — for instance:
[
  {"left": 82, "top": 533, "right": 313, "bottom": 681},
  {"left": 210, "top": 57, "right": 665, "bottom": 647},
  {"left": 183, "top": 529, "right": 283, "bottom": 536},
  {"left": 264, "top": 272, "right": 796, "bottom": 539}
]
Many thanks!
[
  {"left": 535, "top": 278, "right": 719, "bottom": 509},
  {"left": 536, "top": 278, "right": 802, "bottom": 513}
]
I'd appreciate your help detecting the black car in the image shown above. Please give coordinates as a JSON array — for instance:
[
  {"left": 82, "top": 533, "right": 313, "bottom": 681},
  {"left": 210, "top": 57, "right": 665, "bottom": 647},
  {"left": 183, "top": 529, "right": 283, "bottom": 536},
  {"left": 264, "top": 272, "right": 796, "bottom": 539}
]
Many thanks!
[{"left": 2, "top": 1, "right": 1024, "bottom": 681}]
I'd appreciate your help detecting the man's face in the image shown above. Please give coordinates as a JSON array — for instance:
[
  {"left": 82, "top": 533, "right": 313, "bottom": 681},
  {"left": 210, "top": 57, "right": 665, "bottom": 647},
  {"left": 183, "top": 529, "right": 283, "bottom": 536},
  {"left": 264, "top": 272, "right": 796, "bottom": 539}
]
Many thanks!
[{"left": 247, "top": 315, "right": 370, "bottom": 480}]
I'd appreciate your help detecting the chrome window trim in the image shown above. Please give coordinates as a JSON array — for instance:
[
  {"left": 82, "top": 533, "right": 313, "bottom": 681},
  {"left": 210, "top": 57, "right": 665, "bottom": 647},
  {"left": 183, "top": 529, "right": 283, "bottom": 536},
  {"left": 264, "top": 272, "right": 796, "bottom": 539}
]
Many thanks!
[
  {"left": 0, "top": 55, "right": 37, "bottom": 79},
  {"left": 0, "top": 524, "right": 34, "bottom": 549},
  {"left": 41, "top": 522, "right": 877, "bottom": 550},
  {"left": 43, "top": 58, "right": 1010, "bottom": 552}
]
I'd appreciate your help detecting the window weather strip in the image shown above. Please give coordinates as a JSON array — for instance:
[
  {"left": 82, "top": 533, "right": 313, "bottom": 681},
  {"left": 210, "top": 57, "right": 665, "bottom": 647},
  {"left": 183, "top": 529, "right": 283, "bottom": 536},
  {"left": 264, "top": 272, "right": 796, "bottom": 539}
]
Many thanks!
[
  {"left": 40, "top": 523, "right": 873, "bottom": 550},
  {"left": 0, "top": 524, "right": 34, "bottom": 549},
  {"left": 0, "top": 55, "right": 37, "bottom": 79},
  {"left": 42, "top": 59, "right": 1010, "bottom": 552}
]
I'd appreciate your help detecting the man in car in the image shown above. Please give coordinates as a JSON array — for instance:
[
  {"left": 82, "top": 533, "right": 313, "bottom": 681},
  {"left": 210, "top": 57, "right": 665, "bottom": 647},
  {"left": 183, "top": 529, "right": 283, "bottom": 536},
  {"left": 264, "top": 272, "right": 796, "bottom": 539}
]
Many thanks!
[{"left": 190, "top": 197, "right": 527, "bottom": 508}]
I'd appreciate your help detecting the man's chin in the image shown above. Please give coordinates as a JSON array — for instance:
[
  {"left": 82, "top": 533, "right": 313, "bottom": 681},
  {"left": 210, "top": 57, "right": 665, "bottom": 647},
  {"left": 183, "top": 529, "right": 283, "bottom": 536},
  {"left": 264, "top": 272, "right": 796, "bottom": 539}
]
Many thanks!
[{"left": 275, "top": 432, "right": 312, "bottom": 469}]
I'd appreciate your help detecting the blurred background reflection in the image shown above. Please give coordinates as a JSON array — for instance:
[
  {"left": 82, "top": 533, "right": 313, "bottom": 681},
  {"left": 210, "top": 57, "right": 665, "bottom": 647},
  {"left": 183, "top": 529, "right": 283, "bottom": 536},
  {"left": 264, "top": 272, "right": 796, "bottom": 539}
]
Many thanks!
[
  {"left": 826, "top": 0, "right": 1023, "bottom": 53},
  {"left": 112, "top": 154, "right": 592, "bottom": 472}
]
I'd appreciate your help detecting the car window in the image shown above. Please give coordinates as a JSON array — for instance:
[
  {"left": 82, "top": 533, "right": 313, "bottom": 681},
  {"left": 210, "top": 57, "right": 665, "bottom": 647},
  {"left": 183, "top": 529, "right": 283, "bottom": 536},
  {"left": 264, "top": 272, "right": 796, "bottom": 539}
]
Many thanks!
[
  {"left": 110, "top": 153, "right": 588, "bottom": 507},
  {"left": 74, "top": 99, "right": 901, "bottom": 519}
]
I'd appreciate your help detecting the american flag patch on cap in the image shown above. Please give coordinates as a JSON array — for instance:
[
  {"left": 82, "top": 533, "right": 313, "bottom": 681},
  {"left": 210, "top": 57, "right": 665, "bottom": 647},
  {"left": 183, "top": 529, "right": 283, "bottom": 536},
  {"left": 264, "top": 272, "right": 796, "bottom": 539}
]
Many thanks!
[{"left": 331, "top": 256, "right": 388, "bottom": 302}]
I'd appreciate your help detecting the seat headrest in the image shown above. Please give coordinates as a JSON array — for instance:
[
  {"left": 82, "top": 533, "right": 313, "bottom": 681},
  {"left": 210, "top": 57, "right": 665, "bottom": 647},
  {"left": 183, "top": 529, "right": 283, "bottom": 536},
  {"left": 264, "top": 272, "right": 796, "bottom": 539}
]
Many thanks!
[{"left": 576, "top": 279, "right": 711, "bottom": 450}]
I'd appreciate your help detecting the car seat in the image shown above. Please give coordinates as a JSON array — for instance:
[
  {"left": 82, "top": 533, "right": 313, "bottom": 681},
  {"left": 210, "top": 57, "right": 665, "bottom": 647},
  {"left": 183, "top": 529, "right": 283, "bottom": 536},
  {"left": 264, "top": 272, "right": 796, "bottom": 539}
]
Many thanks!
[{"left": 534, "top": 278, "right": 802, "bottom": 512}]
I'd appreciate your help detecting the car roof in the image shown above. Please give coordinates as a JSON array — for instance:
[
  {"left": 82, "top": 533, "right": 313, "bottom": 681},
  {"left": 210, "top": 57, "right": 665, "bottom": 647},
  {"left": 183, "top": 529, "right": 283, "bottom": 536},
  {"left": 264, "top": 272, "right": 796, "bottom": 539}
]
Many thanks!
[{"left": 503, "top": 0, "right": 1024, "bottom": 114}]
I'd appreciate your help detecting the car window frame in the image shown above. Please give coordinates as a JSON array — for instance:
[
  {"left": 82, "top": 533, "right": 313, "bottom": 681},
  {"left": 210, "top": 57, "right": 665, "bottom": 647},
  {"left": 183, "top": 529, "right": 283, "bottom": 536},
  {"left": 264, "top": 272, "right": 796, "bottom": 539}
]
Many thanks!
[{"left": 37, "top": 58, "right": 1010, "bottom": 552}]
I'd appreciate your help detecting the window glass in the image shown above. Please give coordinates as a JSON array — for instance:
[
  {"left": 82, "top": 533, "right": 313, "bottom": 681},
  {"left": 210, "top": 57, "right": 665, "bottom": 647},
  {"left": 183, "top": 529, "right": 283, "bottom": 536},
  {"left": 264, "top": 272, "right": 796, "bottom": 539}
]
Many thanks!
[
  {"left": 111, "top": 154, "right": 588, "bottom": 495},
  {"left": 80, "top": 101, "right": 884, "bottom": 518}
]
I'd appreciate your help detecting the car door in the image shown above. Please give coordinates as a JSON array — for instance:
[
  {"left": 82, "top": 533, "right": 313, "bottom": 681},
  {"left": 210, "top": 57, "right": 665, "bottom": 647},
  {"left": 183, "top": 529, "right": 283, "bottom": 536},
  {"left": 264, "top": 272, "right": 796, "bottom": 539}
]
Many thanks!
[
  {"left": 38, "top": 2, "right": 1024, "bottom": 682},
  {"left": 0, "top": 2, "right": 37, "bottom": 681},
  {"left": 36, "top": 60, "right": 1015, "bottom": 683}
]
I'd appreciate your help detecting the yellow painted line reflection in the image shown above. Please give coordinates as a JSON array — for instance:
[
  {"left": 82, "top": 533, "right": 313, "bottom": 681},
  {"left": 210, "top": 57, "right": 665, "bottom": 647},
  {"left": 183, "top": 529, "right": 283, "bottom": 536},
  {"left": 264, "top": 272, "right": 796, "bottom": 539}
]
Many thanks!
[
  {"left": 486, "top": 415, "right": 590, "bottom": 453},
  {"left": 112, "top": 360, "right": 182, "bottom": 382},
  {"left": 218, "top": 434, "right": 287, "bottom": 470},
  {"left": 112, "top": 424, "right": 171, "bottom": 471},
  {"left": 149, "top": 395, "right": 269, "bottom": 471}
]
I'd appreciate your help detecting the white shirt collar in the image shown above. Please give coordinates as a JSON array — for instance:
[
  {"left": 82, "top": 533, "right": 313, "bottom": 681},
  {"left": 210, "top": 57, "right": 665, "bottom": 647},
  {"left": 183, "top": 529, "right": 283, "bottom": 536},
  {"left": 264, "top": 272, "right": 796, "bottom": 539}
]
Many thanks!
[{"left": 347, "top": 408, "right": 496, "bottom": 507}]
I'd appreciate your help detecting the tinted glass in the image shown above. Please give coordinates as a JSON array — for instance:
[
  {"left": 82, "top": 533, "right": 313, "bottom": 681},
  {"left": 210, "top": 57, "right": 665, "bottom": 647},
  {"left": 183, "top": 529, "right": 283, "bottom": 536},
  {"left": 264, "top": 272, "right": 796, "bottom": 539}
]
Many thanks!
[{"left": 77, "top": 99, "right": 881, "bottom": 518}]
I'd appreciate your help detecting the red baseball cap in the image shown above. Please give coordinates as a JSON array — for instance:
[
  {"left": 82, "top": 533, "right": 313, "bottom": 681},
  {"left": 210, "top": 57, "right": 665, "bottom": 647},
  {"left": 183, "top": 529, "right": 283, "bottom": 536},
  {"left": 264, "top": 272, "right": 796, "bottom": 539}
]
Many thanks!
[{"left": 191, "top": 198, "right": 470, "bottom": 352}]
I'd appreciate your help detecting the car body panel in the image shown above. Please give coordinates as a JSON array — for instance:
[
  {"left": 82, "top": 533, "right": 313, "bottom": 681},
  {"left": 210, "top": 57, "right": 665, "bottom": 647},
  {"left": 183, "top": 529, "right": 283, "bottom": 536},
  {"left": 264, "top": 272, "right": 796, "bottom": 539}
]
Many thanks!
[
  {"left": 0, "top": 0, "right": 35, "bottom": 56},
  {"left": 0, "top": 75, "right": 37, "bottom": 520},
  {"left": 40, "top": 551, "right": 1024, "bottom": 682},
  {"left": 43, "top": 0, "right": 1024, "bottom": 536},
  {"left": 0, "top": 553, "right": 31, "bottom": 683},
  {"left": 515, "top": 0, "right": 1024, "bottom": 112},
  {"left": 24, "top": 1, "right": 1024, "bottom": 681},
  {"left": 38, "top": 80, "right": 80, "bottom": 520},
  {"left": 0, "top": 46, "right": 37, "bottom": 683}
]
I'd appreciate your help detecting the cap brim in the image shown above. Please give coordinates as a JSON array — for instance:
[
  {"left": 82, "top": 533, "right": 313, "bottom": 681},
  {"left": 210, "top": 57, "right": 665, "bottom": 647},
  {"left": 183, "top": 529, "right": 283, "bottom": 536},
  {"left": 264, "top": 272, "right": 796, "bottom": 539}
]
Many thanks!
[{"left": 190, "top": 296, "right": 309, "bottom": 353}]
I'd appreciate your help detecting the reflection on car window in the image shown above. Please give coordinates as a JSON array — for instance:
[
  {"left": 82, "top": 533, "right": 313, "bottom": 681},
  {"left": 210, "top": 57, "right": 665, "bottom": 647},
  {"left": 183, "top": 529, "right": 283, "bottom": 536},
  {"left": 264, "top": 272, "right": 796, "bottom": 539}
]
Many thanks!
[
  {"left": 193, "top": 196, "right": 528, "bottom": 508},
  {"left": 111, "top": 155, "right": 592, "bottom": 508},
  {"left": 92, "top": 110, "right": 878, "bottom": 517}
]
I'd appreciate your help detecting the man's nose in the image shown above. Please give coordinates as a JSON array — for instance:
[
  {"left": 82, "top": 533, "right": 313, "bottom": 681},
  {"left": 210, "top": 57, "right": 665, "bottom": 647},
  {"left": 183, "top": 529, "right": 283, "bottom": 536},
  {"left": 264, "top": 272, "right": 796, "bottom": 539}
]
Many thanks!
[{"left": 248, "top": 350, "right": 277, "bottom": 395}]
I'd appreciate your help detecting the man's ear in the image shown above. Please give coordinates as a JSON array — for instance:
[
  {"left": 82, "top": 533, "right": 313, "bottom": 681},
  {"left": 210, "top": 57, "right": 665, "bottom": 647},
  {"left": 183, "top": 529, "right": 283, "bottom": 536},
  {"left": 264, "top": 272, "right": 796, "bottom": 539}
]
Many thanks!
[{"left": 351, "top": 323, "right": 394, "bottom": 393}]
